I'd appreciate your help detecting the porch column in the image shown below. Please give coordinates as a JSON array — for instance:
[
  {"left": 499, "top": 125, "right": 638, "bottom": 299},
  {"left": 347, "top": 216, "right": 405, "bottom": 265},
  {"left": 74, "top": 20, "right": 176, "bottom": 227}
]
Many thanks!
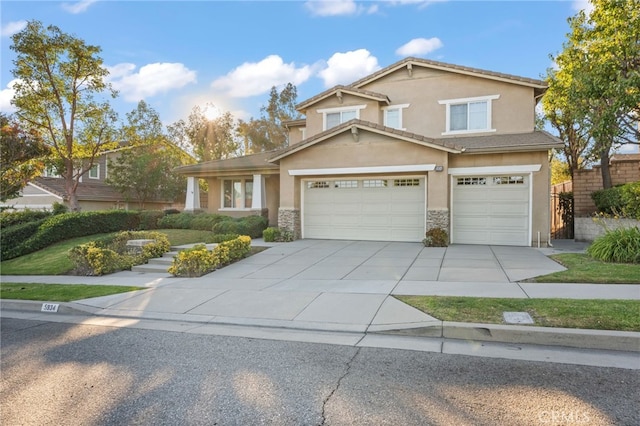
[
  {"left": 184, "top": 176, "right": 200, "bottom": 211},
  {"left": 251, "top": 174, "right": 266, "bottom": 209}
]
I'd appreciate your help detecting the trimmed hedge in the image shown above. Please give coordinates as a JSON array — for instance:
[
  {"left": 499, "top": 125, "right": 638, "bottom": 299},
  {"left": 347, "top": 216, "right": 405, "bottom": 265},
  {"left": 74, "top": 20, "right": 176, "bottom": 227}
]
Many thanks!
[
  {"left": 262, "top": 227, "right": 294, "bottom": 242},
  {"left": 2, "top": 210, "right": 140, "bottom": 261},
  {"left": 0, "top": 209, "right": 52, "bottom": 229},
  {"left": 138, "top": 210, "right": 164, "bottom": 230},
  {"left": 212, "top": 215, "right": 268, "bottom": 239},
  {"left": 591, "top": 182, "right": 640, "bottom": 219},
  {"left": 169, "top": 235, "right": 252, "bottom": 277}
]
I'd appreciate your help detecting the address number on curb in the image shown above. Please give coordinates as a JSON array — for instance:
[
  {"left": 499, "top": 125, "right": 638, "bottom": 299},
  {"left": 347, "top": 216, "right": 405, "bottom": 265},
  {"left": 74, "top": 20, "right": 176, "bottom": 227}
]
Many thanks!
[{"left": 41, "top": 303, "right": 60, "bottom": 313}]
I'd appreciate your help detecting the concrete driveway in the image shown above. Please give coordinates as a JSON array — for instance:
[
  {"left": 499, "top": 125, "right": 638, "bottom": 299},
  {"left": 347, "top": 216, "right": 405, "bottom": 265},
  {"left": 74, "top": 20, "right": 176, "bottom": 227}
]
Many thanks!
[{"left": 7, "top": 239, "right": 574, "bottom": 334}]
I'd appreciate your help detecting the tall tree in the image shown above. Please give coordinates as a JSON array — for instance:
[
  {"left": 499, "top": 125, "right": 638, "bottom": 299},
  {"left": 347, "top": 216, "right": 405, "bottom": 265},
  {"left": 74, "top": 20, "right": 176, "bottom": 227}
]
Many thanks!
[
  {"left": 106, "top": 144, "right": 188, "bottom": 209},
  {"left": 121, "top": 100, "right": 164, "bottom": 146},
  {"left": 0, "top": 113, "right": 50, "bottom": 201},
  {"left": 237, "top": 83, "right": 301, "bottom": 153},
  {"left": 10, "top": 21, "right": 118, "bottom": 210},
  {"left": 542, "top": 60, "right": 592, "bottom": 181},
  {"left": 168, "top": 104, "right": 239, "bottom": 161},
  {"left": 551, "top": 0, "right": 640, "bottom": 188},
  {"left": 107, "top": 101, "right": 195, "bottom": 208}
]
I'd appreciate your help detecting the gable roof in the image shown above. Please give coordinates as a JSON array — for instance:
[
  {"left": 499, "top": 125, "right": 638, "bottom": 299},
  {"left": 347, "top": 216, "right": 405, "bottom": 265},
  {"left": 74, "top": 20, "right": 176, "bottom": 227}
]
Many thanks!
[
  {"left": 174, "top": 149, "right": 282, "bottom": 176},
  {"left": 32, "top": 177, "right": 127, "bottom": 202},
  {"left": 351, "top": 57, "right": 547, "bottom": 96},
  {"left": 269, "top": 119, "right": 465, "bottom": 162},
  {"left": 294, "top": 58, "right": 548, "bottom": 113},
  {"left": 296, "top": 85, "right": 391, "bottom": 113}
]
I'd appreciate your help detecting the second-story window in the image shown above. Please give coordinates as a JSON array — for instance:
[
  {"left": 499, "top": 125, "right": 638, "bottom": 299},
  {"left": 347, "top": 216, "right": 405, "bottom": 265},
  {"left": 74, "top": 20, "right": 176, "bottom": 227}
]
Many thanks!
[
  {"left": 439, "top": 95, "right": 499, "bottom": 135},
  {"left": 383, "top": 104, "right": 410, "bottom": 129},
  {"left": 89, "top": 164, "right": 99, "bottom": 179},
  {"left": 318, "top": 105, "right": 366, "bottom": 130}
]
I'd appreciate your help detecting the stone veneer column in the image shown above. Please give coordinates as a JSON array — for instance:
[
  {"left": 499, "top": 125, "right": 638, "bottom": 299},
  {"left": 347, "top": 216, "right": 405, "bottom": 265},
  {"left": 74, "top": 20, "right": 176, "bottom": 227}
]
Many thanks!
[
  {"left": 426, "top": 209, "right": 450, "bottom": 232},
  {"left": 278, "top": 208, "right": 301, "bottom": 239}
]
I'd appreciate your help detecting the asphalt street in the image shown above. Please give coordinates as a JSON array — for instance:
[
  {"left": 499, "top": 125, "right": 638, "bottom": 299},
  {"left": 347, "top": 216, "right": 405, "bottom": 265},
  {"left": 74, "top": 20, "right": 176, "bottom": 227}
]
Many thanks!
[{"left": 2, "top": 318, "right": 638, "bottom": 426}]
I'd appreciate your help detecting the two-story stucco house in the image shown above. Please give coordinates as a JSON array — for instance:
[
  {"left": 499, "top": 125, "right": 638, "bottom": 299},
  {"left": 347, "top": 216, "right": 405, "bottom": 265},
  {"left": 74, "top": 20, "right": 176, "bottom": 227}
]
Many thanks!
[{"left": 176, "top": 57, "right": 563, "bottom": 247}]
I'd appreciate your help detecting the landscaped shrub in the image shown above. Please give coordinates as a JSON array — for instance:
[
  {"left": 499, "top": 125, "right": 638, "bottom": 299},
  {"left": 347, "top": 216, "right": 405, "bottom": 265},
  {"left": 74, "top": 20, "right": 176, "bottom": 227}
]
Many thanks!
[
  {"left": 138, "top": 210, "right": 164, "bottom": 230},
  {"left": 262, "top": 227, "right": 295, "bottom": 242},
  {"left": 52, "top": 202, "right": 69, "bottom": 215},
  {"left": 163, "top": 208, "right": 181, "bottom": 216},
  {"left": 423, "top": 228, "right": 449, "bottom": 247},
  {"left": 1, "top": 219, "right": 47, "bottom": 259},
  {"left": 68, "top": 230, "right": 170, "bottom": 275},
  {"left": 190, "top": 213, "right": 230, "bottom": 231},
  {"left": 212, "top": 215, "right": 268, "bottom": 238},
  {"left": 620, "top": 182, "right": 640, "bottom": 220},
  {"left": 587, "top": 226, "right": 640, "bottom": 264},
  {"left": 263, "top": 227, "right": 279, "bottom": 242},
  {"left": 591, "top": 186, "right": 625, "bottom": 216},
  {"left": 3, "top": 210, "right": 141, "bottom": 261},
  {"left": 0, "top": 209, "right": 51, "bottom": 229},
  {"left": 157, "top": 212, "right": 196, "bottom": 229},
  {"left": 169, "top": 235, "right": 251, "bottom": 277}
]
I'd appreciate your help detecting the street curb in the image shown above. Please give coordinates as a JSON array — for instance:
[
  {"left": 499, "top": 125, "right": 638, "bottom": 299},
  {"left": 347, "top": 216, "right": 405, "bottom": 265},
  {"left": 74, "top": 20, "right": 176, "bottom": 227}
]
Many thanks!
[
  {"left": 3, "top": 300, "right": 639, "bottom": 352},
  {"left": 1, "top": 300, "right": 101, "bottom": 316},
  {"left": 364, "top": 322, "right": 640, "bottom": 352}
]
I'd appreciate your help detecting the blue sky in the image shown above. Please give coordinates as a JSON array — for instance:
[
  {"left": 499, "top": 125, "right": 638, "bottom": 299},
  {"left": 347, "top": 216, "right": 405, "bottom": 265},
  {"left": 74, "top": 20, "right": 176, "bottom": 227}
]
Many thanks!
[{"left": 1, "top": 0, "right": 590, "bottom": 127}]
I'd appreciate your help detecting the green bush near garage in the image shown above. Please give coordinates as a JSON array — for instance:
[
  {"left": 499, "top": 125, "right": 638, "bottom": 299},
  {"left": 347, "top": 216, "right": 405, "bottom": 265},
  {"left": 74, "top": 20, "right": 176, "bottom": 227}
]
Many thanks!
[
  {"left": 169, "top": 235, "right": 252, "bottom": 277},
  {"left": 212, "top": 215, "right": 268, "bottom": 239}
]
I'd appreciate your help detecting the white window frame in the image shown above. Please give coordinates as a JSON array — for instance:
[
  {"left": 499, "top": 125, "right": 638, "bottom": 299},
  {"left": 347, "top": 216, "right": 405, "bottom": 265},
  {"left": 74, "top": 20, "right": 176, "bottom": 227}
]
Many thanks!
[
  {"left": 438, "top": 95, "right": 499, "bottom": 135},
  {"left": 382, "top": 103, "right": 410, "bottom": 130},
  {"left": 220, "top": 178, "right": 253, "bottom": 210},
  {"left": 88, "top": 164, "right": 99, "bottom": 179},
  {"left": 317, "top": 105, "right": 366, "bottom": 130}
]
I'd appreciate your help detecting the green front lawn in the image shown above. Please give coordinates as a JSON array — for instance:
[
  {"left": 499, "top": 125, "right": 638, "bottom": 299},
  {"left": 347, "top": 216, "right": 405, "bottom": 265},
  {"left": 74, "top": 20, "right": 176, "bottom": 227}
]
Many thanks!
[
  {"left": 0, "top": 283, "right": 146, "bottom": 302},
  {"left": 531, "top": 253, "right": 640, "bottom": 284},
  {"left": 0, "top": 229, "right": 215, "bottom": 275},
  {"left": 397, "top": 296, "right": 640, "bottom": 331}
]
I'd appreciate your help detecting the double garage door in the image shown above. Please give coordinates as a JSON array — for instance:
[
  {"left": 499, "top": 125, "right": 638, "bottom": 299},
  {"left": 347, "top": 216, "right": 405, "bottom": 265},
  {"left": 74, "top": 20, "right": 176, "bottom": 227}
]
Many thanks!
[
  {"left": 303, "top": 177, "right": 425, "bottom": 242},
  {"left": 451, "top": 175, "right": 530, "bottom": 246},
  {"left": 302, "top": 174, "right": 531, "bottom": 246}
]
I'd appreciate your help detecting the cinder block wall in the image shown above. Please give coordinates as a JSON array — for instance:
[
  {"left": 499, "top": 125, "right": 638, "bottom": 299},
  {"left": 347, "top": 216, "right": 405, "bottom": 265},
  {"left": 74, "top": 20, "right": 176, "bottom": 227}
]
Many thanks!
[{"left": 573, "top": 159, "right": 640, "bottom": 217}]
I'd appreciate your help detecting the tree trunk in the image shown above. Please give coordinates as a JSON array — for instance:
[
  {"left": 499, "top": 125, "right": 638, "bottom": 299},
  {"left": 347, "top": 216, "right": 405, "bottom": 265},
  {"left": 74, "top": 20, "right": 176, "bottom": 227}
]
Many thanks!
[{"left": 599, "top": 149, "right": 612, "bottom": 189}]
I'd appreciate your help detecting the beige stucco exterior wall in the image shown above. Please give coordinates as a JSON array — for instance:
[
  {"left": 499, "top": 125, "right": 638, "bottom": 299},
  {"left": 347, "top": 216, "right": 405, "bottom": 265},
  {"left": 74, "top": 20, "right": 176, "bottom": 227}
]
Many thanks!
[
  {"left": 449, "top": 150, "right": 552, "bottom": 244},
  {"left": 278, "top": 130, "right": 449, "bottom": 210},
  {"left": 358, "top": 67, "right": 537, "bottom": 137}
]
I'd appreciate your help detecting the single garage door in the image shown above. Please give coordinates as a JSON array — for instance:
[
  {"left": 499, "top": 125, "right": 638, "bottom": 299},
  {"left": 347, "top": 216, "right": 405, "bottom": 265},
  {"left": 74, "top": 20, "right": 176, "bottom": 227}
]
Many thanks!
[
  {"left": 452, "top": 175, "right": 530, "bottom": 246},
  {"left": 303, "top": 177, "right": 425, "bottom": 242}
]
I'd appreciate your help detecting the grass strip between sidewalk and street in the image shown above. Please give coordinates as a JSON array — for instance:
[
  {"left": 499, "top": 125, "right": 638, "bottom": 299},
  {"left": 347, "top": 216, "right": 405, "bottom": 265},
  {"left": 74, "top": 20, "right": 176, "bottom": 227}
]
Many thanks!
[
  {"left": 0, "top": 283, "right": 146, "bottom": 302},
  {"left": 530, "top": 253, "right": 640, "bottom": 284},
  {"left": 396, "top": 295, "right": 640, "bottom": 332}
]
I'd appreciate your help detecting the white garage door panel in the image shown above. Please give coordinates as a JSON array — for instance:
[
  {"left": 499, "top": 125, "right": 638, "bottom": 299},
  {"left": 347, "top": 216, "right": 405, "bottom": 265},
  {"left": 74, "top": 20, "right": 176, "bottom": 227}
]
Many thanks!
[
  {"left": 452, "top": 175, "right": 530, "bottom": 246},
  {"left": 303, "top": 178, "right": 425, "bottom": 242}
]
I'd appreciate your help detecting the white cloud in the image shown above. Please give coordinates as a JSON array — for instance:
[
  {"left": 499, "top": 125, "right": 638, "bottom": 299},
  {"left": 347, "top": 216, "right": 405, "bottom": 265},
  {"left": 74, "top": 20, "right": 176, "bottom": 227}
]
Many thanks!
[
  {"left": 317, "top": 49, "right": 381, "bottom": 88},
  {"left": 62, "top": 0, "right": 98, "bottom": 14},
  {"left": 0, "top": 79, "right": 19, "bottom": 113},
  {"left": 107, "top": 63, "right": 197, "bottom": 102},
  {"left": 1, "top": 20, "right": 27, "bottom": 37},
  {"left": 211, "top": 55, "right": 313, "bottom": 98},
  {"left": 572, "top": 0, "right": 595, "bottom": 15},
  {"left": 396, "top": 37, "right": 443, "bottom": 57},
  {"left": 305, "top": 0, "right": 357, "bottom": 16}
]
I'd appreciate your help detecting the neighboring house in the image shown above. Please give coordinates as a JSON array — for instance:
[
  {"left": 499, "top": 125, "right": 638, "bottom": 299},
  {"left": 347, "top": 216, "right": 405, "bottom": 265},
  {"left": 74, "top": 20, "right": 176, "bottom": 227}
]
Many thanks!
[
  {"left": 176, "top": 57, "right": 563, "bottom": 246},
  {"left": 1, "top": 148, "right": 187, "bottom": 212}
]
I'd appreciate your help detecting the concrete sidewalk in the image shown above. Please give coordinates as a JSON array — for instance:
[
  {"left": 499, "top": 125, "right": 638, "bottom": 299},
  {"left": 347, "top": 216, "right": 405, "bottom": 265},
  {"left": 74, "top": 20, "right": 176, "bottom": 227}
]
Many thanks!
[{"left": 2, "top": 239, "right": 639, "bottom": 354}]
